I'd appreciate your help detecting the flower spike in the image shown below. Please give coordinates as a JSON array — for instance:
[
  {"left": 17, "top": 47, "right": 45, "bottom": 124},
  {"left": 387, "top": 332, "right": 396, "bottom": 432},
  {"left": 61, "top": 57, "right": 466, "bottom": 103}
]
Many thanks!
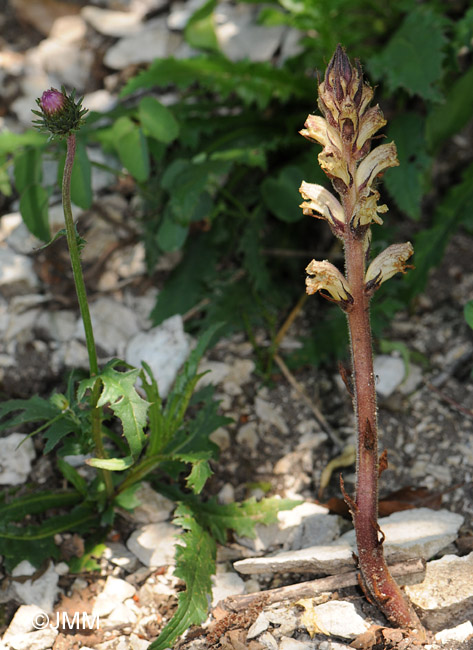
[
  {"left": 305, "top": 259, "right": 353, "bottom": 308},
  {"left": 365, "top": 242, "right": 414, "bottom": 293}
]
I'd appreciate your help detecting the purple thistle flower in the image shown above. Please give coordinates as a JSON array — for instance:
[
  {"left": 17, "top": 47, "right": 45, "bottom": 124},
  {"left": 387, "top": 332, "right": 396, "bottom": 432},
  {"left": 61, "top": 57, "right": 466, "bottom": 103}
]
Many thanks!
[{"left": 39, "top": 88, "right": 66, "bottom": 115}]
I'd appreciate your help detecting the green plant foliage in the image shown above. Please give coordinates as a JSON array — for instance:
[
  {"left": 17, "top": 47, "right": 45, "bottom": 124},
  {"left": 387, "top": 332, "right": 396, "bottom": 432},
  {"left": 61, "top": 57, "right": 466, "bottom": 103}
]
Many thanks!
[
  {"left": 425, "top": 64, "right": 473, "bottom": 152},
  {"left": 184, "top": 0, "right": 219, "bottom": 52},
  {"left": 464, "top": 300, "right": 473, "bottom": 330},
  {"left": 368, "top": 7, "right": 447, "bottom": 101},
  {"left": 78, "top": 362, "right": 150, "bottom": 462},
  {"left": 384, "top": 113, "right": 431, "bottom": 220},
  {"left": 70, "top": 138, "right": 93, "bottom": 209},
  {"left": 138, "top": 96, "right": 180, "bottom": 144},
  {"left": 19, "top": 183, "right": 50, "bottom": 241},
  {"left": 149, "top": 504, "right": 216, "bottom": 650},
  {"left": 111, "top": 116, "right": 150, "bottom": 182}
]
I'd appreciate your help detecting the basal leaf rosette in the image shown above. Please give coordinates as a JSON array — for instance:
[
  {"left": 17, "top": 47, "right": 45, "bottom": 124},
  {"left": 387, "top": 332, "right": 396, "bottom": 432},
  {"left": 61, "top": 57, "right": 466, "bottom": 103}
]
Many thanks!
[
  {"left": 305, "top": 259, "right": 353, "bottom": 309},
  {"left": 365, "top": 242, "right": 414, "bottom": 294}
]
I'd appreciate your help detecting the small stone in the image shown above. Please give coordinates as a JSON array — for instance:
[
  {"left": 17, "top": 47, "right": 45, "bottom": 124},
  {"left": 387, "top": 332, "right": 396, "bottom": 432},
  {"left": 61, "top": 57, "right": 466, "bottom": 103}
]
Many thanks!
[
  {"left": 126, "top": 522, "right": 180, "bottom": 567},
  {"left": 50, "top": 14, "right": 87, "bottom": 43},
  {"left": 209, "top": 427, "right": 231, "bottom": 451},
  {"left": 127, "top": 482, "right": 174, "bottom": 524},
  {"left": 35, "top": 39, "right": 94, "bottom": 91},
  {"left": 255, "top": 397, "right": 288, "bottom": 434},
  {"left": 76, "top": 297, "right": 141, "bottom": 357},
  {"left": 104, "top": 542, "right": 140, "bottom": 572},
  {"left": 279, "top": 637, "right": 315, "bottom": 650},
  {"left": 3, "top": 605, "right": 44, "bottom": 637},
  {"left": 218, "top": 483, "right": 235, "bottom": 505},
  {"left": 399, "top": 363, "right": 423, "bottom": 395},
  {"left": 0, "top": 247, "right": 39, "bottom": 297},
  {"left": 211, "top": 571, "right": 245, "bottom": 606},
  {"left": 126, "top": 314, "right": 192, "bottom": 398},
  {"left": 129, "top": 634, "right": 151, "bottom": 650},
  {"left": 434, "top": 620, "right": 473, "bottom": 644},
  {"left": 405, "top": 552, "right": 473, "bottom": 630},
  {"left": 0, "top": 433, "right": 35, "bottom": 485},
  {"left": 103, "top": 18, "right": 169, "bottom": 69},
  {"left": 81, "top": 6, "right": 143, "bottom": 36},
  {"left": 103, "top": 576, "right": 136, "bottom": 602},
  {"left": 257, "top": 631, "right": 278, "bottom": 650},
  {"left": 11, "top": 561, "right": 59, "bottom": 613},
  {"left": 247, "top": 612, "right": 270, "bottom": 639},
  {"left": 3, "top": 628, "right": 58, "bottom": 650},
  {"left": 236, "top": 422, "right": 259, "bottom": 450},
  {"left": 373, "top": 355, "right": 405, "bottom": 397},
  {"left": 300, "top": 599, "right": 369, "bottom": 639}
]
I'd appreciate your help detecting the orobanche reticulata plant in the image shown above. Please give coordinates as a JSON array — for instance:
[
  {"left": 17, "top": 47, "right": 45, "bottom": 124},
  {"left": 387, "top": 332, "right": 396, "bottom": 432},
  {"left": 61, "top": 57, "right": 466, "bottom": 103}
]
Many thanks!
[{"left": 299, "top": 46, "right": 425, "bottom": 639}]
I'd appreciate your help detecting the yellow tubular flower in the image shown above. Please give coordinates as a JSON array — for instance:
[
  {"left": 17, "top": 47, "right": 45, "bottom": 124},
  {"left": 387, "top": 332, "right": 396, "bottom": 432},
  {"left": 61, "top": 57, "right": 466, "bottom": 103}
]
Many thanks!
[
  {"left": 306, "top": 259, "right": 353, "bottom": 307},
  {"left": 365, "top": 242, "right": 414, "bottom": 292},
  {"left": 299, "top": 181, "right": 345, "bottom": 237}
]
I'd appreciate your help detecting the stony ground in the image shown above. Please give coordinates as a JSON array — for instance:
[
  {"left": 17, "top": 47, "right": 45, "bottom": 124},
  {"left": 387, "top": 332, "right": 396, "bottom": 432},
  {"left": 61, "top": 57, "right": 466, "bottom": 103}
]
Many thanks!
[{"left": 0, "top": 2, "right": 473, "bottom": 650}]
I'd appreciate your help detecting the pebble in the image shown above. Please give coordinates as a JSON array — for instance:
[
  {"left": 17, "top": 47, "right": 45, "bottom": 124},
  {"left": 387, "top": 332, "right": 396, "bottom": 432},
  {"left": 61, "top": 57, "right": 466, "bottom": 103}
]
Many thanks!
[
  {"left": 126, "top": 522, "right": 180, "bottom": 567},
  {"left": 103, "top": 17, "right": 170, "bottom": 69},
  {"left": 3, "top": 628, "right": 58, "bottom": 650},
  {"left": 434, "top": 620, "right": 473, "bottom": 644},
  {"left": 373, "top": 354, "right": 406, "bottom": 397},
  {"left": 255, "top": 396, "right": 289, "bottom": 434},
  {"left": 405, "top": 551, "right": 473, "bottom": 630},
  {"left": 125, "top": 314, "right": 192, "bottom": 397},
  {"left": 0, "top": 246, "right": 39, "bottom": 297},
  {"left": 11, "top": 561, "right": 59, "bottom": 613},
  {"left": 234, "top": 507, "right": 463, "bottom": 575},
  {"left": 279, "top": 637, "right": 315, "bottom": 650},
  {"left": 247, "top": 612, "right": 270, "bottom": 639},
  {"left": 299, "top": 599, "right": 369, "bottom": 639},
  {"left": 3, "top": 605, "right": 44, "bottom": 637},
  {"left": 211, "top": 571, "right": 245, "bottom": 606},
  {"left": 104, "top": 542, "right": 141, "bottom": 572},
  {"left": 0, "top": 433, "right": 35, "bottom": 485},
  {"left": 125, "top": 482, "right": 174, "bottom": 524},
  {"left": 81, "top": 6, "right": 144, "bottom": 37}
]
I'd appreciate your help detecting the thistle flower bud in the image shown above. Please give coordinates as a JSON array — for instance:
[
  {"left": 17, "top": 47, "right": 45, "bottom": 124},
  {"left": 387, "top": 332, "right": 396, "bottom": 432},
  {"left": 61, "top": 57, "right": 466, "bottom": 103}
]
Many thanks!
[
  {"left": 365, "top": 242, "right": 414, "bottom": 293},
  {"left": 306, "top": 259, "right": 353, "bottom": 308},
  {"left": 32, "top": 86, "right": 88, "bottom": 138}
]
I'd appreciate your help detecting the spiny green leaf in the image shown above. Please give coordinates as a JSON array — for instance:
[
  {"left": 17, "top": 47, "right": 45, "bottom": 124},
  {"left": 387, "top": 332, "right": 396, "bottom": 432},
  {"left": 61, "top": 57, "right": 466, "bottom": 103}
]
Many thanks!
[
  {"left": 87, "top": 456, "right": 134, "bottom": 471},
  {"left": 368, "top": 8, "right": 447, "bottom": 101},
  {"left": 78, "top": 365, "right": 150, "bottom": 460},
  {"left": 57, "top": 458, "right": 88, "bottom": 496},
  {"left": 176, "top": 452, "right": 214, "bottom": 494},
  {"left": 0, "top": 395, "right": 59, "bottom": 431},
  {"left": 14, "top": 146, "right": 42, "bottom": 194},
  {"left": 0, "top": 490, "right": 81, "bottom": 524},
  {"left": 149, "top": 504, "right": 215, "bottom": 650},
  {"left": 121, "top": 56, "right": 312, "bottom": 110},
  {"left": 70, "top": 138, "right": 93, "bottom": 209},
  {"left": 384, "top": 113, "right": 431, "bottom": 220}
]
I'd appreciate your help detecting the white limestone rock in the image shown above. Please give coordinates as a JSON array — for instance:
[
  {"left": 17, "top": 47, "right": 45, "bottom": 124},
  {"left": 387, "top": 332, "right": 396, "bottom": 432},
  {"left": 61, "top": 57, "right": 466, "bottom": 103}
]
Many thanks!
[
  {"left": 434, "top": 621, "right": 473, "bottom": 644},
  {"left": 247, "top": 612, "right": 270, "bottom": 639},
  {"left": 103, "top": 18, "right": 169, "bottom": 69},
  {"left": 3, "top": 605, "right": 44, "bottom": 638},
  {"left": 125, "top": 314, "right": 192, "bottom": 398},
  {"left": 373, "top": 354, "right": 405, "bottom": 397},
  {"left": 75, "top": 296, "right": 141, "bottom": 358},
  {"left": 300, "top": 600, "right": 369, "bottom": 639},
  {"left": 255, "top": 397, "right": 288, "bottom": 434},
  {"left": 35, "top": 39, "right": 94, "bottom": 91},
  {"left": 0, "top": 433, "right": 35, "bottom": 485},
  {"left": 0, "top": 246, "right": 39, "bottom": 297},
  {"left": 405, "top": 552, "right": 473, "bottom": 630},
  {"left": 125, "top": 481, "right": 174, "bottom": 524},
  {"left": 11, "top": 561, "right": 59, "bottom": 613},
  {"left": 234, "top": 508, "right": 463, "bottom": 575},
  {"left": 104, "top": 542, "right": 141, "bottom": 572},
  {"left": 81, "top": 6, "right": 143, "bottom": 37},
  {"left": 126, "top": 522, "right": 180, "bottom": 567},
  {"left": 3, "top": 628, "right": 58, "bottom": 650},
  {"left": 279, "top": 638, "right": 316, "bottom": 650},
  {"left": 211, "top": 571, "right": 245, "bottom": 606}
]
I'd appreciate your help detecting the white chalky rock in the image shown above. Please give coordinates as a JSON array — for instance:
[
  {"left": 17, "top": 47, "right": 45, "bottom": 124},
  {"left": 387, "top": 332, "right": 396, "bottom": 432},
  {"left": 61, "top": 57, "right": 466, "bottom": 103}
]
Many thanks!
[
  {"left": 247, "top": 612, "right": 270, "bottom": 639},
  {"left": 103, "top": 18, "right": 169, "bottom": 69},
  {"left": 126, "top": 522, "right": 180, "bottom": 567},
  {"left": 373, "top": 354, "right": 405, "bottom": 397},
  {"left": 0, "top": 247, "right": 39, "bottom": 297},
  {"left": 81, "top": 6, "right": 143, "bottom": 36},
  {"left": 76, "top": 296, "right": 141, "bottom": 358},
  {"left": 211, "top": 571, "right": 245, "bottom": 606},
  {"left": 3, "top": 628, "right": 58, "bottom": 650},
  {"left": 300, "top": 600, "right": 369, "bottom": 639},
  {"left": 234, "top": 508, "right": 463, "bottom": 575},
  {"left": 126, "top": 315, "right": 192, "bottom": 398},
  {"left": 0, "top": 433, "right": 35, "bottom": 485},
  {"left": 434, "top": 621, "right": 473, "bottom": 644},
  {"left": 405, "top": 552, "right": 473, "bottom": 630},
  {"left": 126, "top": 482, "right": 174, "bottom": 524},
  {"left": 255, "top": 397, "right": 288, "bottom": 434},
  {"left": 3, "top": 605, "right": 44, "bottom": 638},
  {"left": 279, "top": 637, "right": 317, "bottom": 650},
  {"left": 11, "top": 561, "right": 59, "bottom": 613}
]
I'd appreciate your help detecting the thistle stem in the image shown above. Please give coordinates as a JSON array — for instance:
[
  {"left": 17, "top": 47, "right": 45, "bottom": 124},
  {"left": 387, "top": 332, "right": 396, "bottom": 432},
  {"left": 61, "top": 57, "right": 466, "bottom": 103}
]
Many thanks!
[{"left": 62, "top": 134, "right": 113, "bottom": 498}]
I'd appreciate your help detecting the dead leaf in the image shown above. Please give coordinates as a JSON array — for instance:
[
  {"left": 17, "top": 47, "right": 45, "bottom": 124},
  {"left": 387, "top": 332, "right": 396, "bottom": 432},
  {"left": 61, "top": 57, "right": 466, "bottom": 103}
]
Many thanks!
[
  {"left": 350, "top": 624, "right": 384, "bottom": 648},
  {"left": 318, "top": 444, "right": 356, "bottom": 498}
]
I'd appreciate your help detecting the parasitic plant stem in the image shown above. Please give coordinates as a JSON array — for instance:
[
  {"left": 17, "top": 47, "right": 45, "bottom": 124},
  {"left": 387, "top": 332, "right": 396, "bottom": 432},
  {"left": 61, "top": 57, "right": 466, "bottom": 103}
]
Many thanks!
[{"left": 299, "top": 46, "right": 424, "bottom": 638}]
